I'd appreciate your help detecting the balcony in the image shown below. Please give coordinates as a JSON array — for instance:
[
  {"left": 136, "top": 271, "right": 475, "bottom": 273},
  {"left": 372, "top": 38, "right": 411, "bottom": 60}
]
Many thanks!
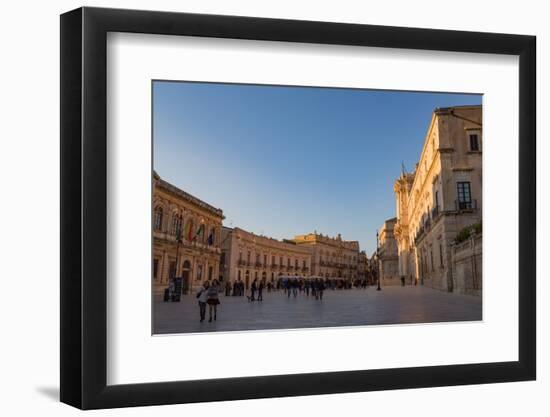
[
  {"left": 271, "top": 264, "right": 278, "bottom": 269},
  {"left": 237, "top": 259, "right": 247, "bottom": 267},
  {"left": 455, "top": 199, "right": 478, "bottom": 211},
  {"left": 255, "top": 262, "right": 263, "bottom": 268}
]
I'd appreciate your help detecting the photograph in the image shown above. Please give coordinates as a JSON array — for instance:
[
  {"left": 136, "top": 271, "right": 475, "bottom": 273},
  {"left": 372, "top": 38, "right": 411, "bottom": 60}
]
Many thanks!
[{"left": 152, "top": 81, "right": 483, "bottom": 334}]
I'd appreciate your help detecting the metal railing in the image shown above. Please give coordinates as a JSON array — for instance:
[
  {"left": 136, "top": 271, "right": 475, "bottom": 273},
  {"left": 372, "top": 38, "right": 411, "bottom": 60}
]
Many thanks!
[{"left": 455, "top": 199, "right": 478, "bottom": 211}]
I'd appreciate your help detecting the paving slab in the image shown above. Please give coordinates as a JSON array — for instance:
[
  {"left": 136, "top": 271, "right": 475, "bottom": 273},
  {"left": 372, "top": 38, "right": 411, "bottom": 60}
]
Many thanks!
[{"left": 153, "top": 285, "right": 482, "bottom": 334}]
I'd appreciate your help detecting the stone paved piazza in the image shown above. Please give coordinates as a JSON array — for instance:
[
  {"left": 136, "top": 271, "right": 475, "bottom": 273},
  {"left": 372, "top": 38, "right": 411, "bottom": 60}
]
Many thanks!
[{"left": 153, "top": 286, "right": 482, "bottom": 334}]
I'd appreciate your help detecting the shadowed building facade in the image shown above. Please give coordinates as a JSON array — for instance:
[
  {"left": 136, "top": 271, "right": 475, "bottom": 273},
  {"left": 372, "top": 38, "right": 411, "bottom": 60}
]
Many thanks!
[
  {"left": 378, "top": 217, "right": 400, "bottom": 285},
  {"left": 153, "top": 172, "right": 224, "bottom": 293},
  {"left": 357, "top": 251, "right": 368, "bottom": 282},
  {"left": 293, "top": 232, "right": 360, "bottom": 281},
  {"left": 221, "top": 227, "right": 311, "bottom": 289},
  {"left": 393, "top": 105, "right": 482, "bottom": 294}
]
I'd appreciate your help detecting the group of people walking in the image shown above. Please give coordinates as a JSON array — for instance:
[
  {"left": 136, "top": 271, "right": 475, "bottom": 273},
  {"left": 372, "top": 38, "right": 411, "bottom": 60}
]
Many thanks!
[
  {"left": 282, "top": 278, "right": 326, "bottom": 300},
  {"left": 194, "top": 276, "right": 374, "bottom": 322}
]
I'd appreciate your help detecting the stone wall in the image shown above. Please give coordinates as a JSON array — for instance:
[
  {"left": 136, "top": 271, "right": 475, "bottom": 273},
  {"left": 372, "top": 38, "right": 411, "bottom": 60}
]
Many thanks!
[{"left": 451, "top": 233, "right": 482, "bottom": 296}]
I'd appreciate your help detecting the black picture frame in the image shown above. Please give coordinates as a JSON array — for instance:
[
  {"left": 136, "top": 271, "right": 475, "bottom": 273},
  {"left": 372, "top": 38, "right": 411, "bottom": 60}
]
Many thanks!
[{"left": 60, "top": 6, "right": 536, "bottom": 410}]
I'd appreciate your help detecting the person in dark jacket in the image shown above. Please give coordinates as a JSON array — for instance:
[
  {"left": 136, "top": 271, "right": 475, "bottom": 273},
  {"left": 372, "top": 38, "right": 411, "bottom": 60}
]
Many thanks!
[
  {"left": 317, "top": 279, "right": 325, "bottom": 300},
  {"left": 257, "top": 280, "right": 264, "bottom": 301},
  {"left": 248, "top": 279, "right": 257, "bottom": 302}
]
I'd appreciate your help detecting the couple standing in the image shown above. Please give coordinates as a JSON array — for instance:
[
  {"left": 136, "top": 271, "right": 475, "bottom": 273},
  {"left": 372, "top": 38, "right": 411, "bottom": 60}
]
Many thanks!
[
  {"left": 196, "top": 280, "right": 221, "bottom": 322},
  {"left": 247, "top": 279, "right": 264, "bottom": 302}
]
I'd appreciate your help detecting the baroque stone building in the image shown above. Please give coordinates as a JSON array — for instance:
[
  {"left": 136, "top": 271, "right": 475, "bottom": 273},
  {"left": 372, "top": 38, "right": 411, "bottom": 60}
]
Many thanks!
[
  {"left": 153, "top": 172, "right": 224, "bottom": 293},
  {"left": 221, "top": 227, "right": 311, "bottom": 289},
  {"left": 293, "top": 232, "right": 360, "bottom": 280},
  {"left": 378, "top": 217, "right": 400, "bottom": 285},
  {"left": 393, "top": 105, "right": 482, "bottom": 293},
  {"left": 357, "top": 251, "right": 368, "bottom": 282}
]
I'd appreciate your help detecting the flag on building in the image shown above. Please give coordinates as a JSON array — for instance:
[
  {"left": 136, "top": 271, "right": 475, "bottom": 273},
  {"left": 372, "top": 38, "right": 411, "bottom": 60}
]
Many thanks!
[
  {"left": 194, "top": 224, "right": 204, "bottom": 241},
  {"left": 186, "top": 220, "right": 193, "bottom": 241}
]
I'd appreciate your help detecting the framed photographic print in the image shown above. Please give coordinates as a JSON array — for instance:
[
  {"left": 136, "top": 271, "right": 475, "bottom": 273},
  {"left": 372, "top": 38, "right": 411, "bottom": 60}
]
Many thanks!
[{"left": 60, "top": 6, "right": 536, "bottom": 409}]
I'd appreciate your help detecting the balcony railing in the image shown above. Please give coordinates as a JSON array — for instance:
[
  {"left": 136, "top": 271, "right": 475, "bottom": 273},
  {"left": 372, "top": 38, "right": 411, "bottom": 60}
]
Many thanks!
[
  {"left": 255, "top": 262, "right": 263, "bottom": 268},
  {"left": 455, "top": 199, "right": 478, "bottom": 211}
]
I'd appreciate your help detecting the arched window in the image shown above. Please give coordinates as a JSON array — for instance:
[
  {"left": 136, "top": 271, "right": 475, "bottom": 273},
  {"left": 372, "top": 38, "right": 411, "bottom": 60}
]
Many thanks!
[
  {"left": 208, "top": 227, "right": 216, "bottom": 245},
  {"left": 154, "top": 206, "right": 163, "bottom": 231}
]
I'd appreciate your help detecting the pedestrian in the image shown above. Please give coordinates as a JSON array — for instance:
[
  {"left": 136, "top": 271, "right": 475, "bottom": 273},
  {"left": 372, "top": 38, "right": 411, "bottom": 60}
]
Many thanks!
[
  {"left": 258, "top": 280, "right": 264, "bottom": 301},
  {"left": 206, "top": 279, "right": 220, "bottom": 322},
  {"left": 305, "top": 280, "right": 310, "bottom": 296},
  {"left": 225, "top": 280, "right": 231, "bottom": 296},
  {"left": 318, "top": 278, "right": 325, "bottom": 300},
  {"left": 248, "top": 279, "right": 257, "bottom": 302},
  {"left": 196, "top": 280, "right": 210, "bottom": 322}
]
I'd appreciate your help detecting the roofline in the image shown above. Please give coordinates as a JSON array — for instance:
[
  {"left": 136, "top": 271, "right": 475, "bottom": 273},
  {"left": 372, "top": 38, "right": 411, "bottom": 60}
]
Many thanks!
[{"left": 154, "top": 172, "right": 224, "bottom": 218}]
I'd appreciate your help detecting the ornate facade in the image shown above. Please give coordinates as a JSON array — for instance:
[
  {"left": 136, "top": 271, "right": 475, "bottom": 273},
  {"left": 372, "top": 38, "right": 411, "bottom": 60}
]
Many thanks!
[
  {"left": 393, "top": 105, "right": 482, "bottom": 293},
  {"left": 378, "top": 218, "right": 400, "bottom": 285},
  {"left": 357, "top": 251, "right": 368, "bottom": 281},
  {"left": 293, "top": 232, "right": 360, "bottom": 281},
  {"left": 153, "top": 172, "right": 224, "bottom": 292},
  {"left": 221, "top": 227, "right": 311, "bottom": 289}
]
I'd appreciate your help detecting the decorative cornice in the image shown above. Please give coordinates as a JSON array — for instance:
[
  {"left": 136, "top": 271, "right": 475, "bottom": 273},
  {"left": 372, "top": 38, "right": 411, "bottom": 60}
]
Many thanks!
[{"left": 154, "top": 173, "right": 224, "bottom": 219}]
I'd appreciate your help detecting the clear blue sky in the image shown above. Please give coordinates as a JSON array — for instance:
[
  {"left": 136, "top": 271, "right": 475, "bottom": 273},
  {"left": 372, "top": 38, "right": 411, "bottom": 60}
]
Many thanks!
[{"left": 153, "top": 81, "right": 481, "bottom": 254}]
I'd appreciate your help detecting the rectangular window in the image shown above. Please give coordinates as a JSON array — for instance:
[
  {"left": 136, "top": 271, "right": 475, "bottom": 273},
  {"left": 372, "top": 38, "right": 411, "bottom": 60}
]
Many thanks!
[
  {"left": 439, "top": 244, "right": 444, "bottom": 267},
  {"left": 457, "top": 182, "right": 472, "bottom": 209},
  {"left": 469, "top": 134, "right": 480, "bottom": 151},
  {"left": 153, "top": 259, "right": 159, "bottom": 279},
  {"left": 430, "top": 248, "right": 434, "bottom": 271}
]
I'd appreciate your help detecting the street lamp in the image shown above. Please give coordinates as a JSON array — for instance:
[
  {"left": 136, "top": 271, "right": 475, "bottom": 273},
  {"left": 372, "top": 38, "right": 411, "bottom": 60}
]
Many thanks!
[
  {"left": 376, "top": 230, "right": 381, "bottom": 291},
  {"left": 173, "top": 227, "right": 183, "bottom": 297}
]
